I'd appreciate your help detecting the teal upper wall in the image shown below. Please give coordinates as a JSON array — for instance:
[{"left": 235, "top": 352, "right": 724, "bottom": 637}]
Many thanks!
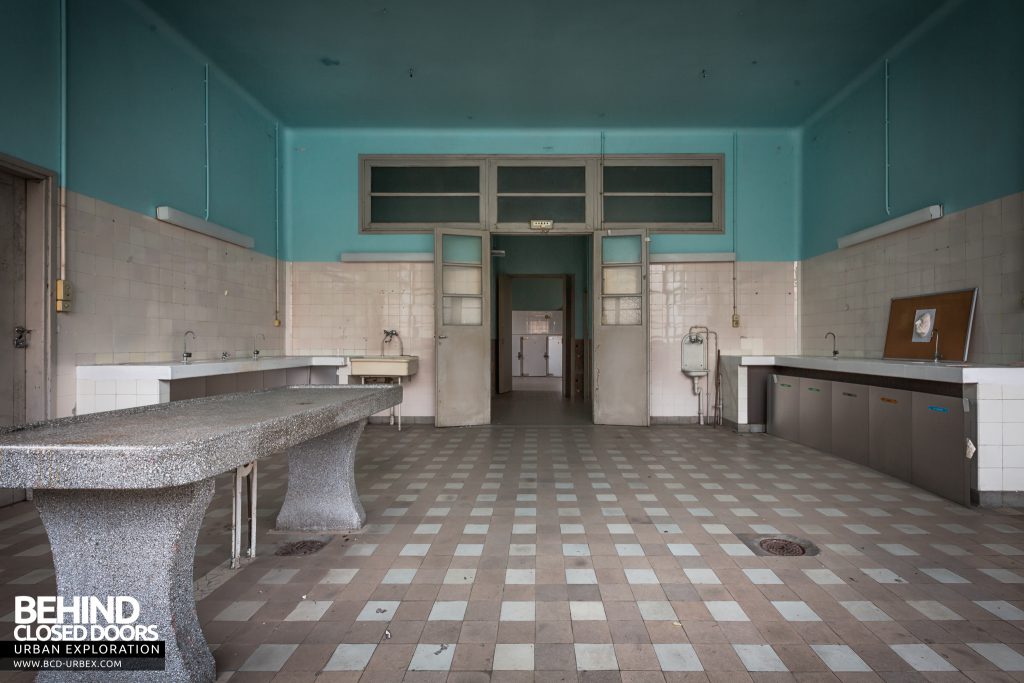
[
  {"left": 801, "top": 0, "right": 1024, "bottom": 258},
  {"left": 0, "top": 1, "right": 61, "bottom": 171},
  {"left": 0, "top": 0, "right": 280, "bottom": 255},
  {"left": 283, "top": 128, "right": 800, "bottom": 262},
  {"left": 67, "top": 0, "right": 279, "bottom": 254}
]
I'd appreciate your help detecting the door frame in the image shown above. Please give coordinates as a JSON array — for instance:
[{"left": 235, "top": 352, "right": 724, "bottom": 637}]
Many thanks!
[
  {"left": 494, "top": 273, "right": 573, "bottom": 399},
  {"left": 0, "top": 152, "right": 58, "bottom": 423}
]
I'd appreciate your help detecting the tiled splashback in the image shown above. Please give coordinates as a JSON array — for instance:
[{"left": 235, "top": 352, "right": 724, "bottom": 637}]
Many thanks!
[
  {"left": 56, "top": 191, "right": 285, "bottom": 416},
  {"left": 286, "top": 261, "right": 435, "bottom": 417},
  {"left": 802, "top": 191, "right": 1024, "bottom": 364},
  {"left": 649, "top": 262, "right": 800, "bottom": 419}
]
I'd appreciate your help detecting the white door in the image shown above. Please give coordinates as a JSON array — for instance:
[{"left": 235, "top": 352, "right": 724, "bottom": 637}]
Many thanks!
[
  {"left": 521, "top": 336, "right": 547, "bottom": 376},
  {"left": 547, "top": 336, "right": 563, "bottom": 377},
  {"left": 592, "top": 230, "right": 648, "bottom": 425},
  {"left": 434, "top": 229, "right": 491, "bottom": 426}
]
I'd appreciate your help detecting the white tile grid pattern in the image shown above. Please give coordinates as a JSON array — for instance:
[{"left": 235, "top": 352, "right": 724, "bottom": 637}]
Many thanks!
[{"left": 57, "top": 191, "right": 285, "bottom": 417}]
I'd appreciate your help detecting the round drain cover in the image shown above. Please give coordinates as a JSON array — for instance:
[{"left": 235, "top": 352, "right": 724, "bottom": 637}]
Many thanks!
[
  {"left": 759, "top": 538, "right": 806, "bottom": 556},
  {"left": 275, "top": 540, "right": 327, "bottom": 556}
]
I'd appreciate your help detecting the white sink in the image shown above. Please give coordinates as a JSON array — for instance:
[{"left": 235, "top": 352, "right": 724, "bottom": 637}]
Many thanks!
[{"left": 349, "top": 355, "right": 419, "bottom": 377}]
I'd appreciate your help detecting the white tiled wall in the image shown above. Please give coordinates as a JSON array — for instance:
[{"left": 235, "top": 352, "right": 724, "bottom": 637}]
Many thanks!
[
  {"left": 802, "top": 191, "right": 1024, "bottom": 364},
  {"left": 287, "top": 261, "right": 435, "bottom": 417},
  {"left": 977, "top": 383, "right": 1024, "bottom": 493},
  {"left": 56, "top": 191, "right": 285, "bottom": 416},
  {"left": 649, "top": 262, "right": 800, "bottom": 419}
]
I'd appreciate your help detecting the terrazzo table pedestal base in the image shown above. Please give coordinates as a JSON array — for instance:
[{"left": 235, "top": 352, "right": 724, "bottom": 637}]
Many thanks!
[
  {"left": 33, "top": 479, "right": 216, "bottom": 683},
  {"left": 275, "top": 420, "right": 367, "bottom": 532}
]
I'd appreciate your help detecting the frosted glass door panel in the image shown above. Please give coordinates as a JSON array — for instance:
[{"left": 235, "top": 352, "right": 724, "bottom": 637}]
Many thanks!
[
  {"left": 443, "top": 296, "right": 483, "bottom": 326},
  {"left": 442, "top": 266, "right": 482, "bottom": 296},
  {"left": 602, "top": 266, "right": 642, "bottom": 295}
]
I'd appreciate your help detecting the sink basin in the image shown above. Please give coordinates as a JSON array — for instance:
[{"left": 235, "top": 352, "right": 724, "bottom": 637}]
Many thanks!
[{"left": 349, "top": 355, "right": 419, "bottom": 377}]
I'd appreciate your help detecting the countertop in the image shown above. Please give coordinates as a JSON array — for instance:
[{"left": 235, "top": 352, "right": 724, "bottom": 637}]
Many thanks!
[
  {"left": 0, "top": 385, "right": 401, "bottom": 489},
  {"left": 76, "top": 355, "right": 348, "bottom": 381},
  {"left": 729, "top": 355, "right": 1024, "bottom": 385}
]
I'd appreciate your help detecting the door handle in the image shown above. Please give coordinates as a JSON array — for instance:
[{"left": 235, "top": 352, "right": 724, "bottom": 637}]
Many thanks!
[
  {"left": 437, "top": 335, "right": 448, "bottom": 340},
  {"left": 13, "top": 326, "right": 31, "bottom": 349}
]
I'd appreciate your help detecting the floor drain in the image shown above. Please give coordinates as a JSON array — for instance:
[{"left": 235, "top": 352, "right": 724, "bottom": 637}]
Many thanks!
[
  {"left": 736, "top": 533, "right": 819, "bottom": 557},
  {"left": 275, "top": 540, "right": 328, "bottom": 556},
  {"left": 759, "top": 538, "right": 806, "bottom": 556}
]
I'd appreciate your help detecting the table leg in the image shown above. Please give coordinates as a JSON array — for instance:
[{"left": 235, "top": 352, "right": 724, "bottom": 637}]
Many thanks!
[
  {"left": 33, "top": 479, "right": 216, "bottom": 683},
  {"left": 275, "top": 419, "right": 367, "bottom": 532}
]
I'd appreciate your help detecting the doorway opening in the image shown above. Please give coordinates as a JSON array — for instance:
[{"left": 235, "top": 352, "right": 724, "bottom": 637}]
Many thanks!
[{"left": 491, "top": 235, "right": 591, "bottom": 425}]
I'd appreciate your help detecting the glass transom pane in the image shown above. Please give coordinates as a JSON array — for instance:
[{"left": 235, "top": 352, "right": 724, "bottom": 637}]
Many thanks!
[
  {"left": 371, "top": 196, "right": 479, "bottom": 224},
  {"left": 603, "top": 196, "right": 713, "bottom": 224},
  {"left": 601, "top": 235, "right": 642, "bottom": 264},
  {"left": 371, "top": 166, "right": 479, "bottom": 193},
  {"left": 603, "top": 165, "right": 712, "bottom": 194},
  {"left": 497, "top": 166, "right": 586, "bottom": 194},
  {"left": 602, "top": 265, "right": 642, "bottom": 295},
  {"left": 442, "top": 265, "right": 482, "bottom": 296},
  {"left": 601, "top": 296, "right": 642, "bottom": 325},
  {"left": 497, "top": 196, "right": 586, "bottom": 223},
  {"left": 442, "top": 234, "right": 482, "bottom": 264}
]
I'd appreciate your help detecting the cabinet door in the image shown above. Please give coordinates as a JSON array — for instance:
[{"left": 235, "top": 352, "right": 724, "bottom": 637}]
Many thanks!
[
  {"left": 832, "top": 382, "right": 869, "bottom": 466},
  {"left": 768, "top": 374, "right": 800, "bottom": 443},
  {"left": 912, "top": 393, "right": 969, "bottom": 504},
  {"left": 868, "top": 387, "right": 912, "bottom": 480},
  {"left": 798, "top": 378, "right": 832, "bottom": 452}
]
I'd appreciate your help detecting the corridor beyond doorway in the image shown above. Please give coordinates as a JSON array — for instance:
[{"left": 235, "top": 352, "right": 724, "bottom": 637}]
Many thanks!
[{"left": 492, "top": 234, "right": 591, "bottom": 425}]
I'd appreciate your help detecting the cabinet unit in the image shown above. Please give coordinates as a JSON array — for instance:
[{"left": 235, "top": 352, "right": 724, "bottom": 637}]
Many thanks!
[
  {"left": 912, "top": 392, "right": 970, "bottom": 505},
  {"left": 868, "top": 387, "right": 912, "bottom": 481},
  {"left": 767, "top": 374, "right": 800, "bottom": 443},
  {"left": 831, "top": 382, "right": 869, "bottom": 466},
  {"left": 798, "top": 378, "right": 832, "bottom": 452}
]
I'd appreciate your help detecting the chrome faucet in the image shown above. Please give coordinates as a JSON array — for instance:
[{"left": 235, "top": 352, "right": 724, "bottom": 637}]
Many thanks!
[
  {"left": 253, "top": 333, "right": 265, "bottom": 359},
  {"left": 182, "top": 330, "right": 196, "bottom": 364},
  {"left": 825, "top": 331, "right": 838, "bottom": 358},
  {"left": 382, "top": 329, "right": 404, "bottom": 356},
  {"left": 932, "top": 328, "right": 941, "bottom": 362}
]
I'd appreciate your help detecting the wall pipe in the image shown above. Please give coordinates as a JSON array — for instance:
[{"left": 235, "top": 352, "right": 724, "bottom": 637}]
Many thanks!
[
  {"left": 203, "top": 63, "right": 210, "bottom": 220},
  {"left": 884, "top": 59, "right": 892, "bottom": 216},
  {"left": 58, "top": 0, "right": 67, "bottom": 282},
  {"left": 274, "top": 122, "right": 281, "bottom": 325}
]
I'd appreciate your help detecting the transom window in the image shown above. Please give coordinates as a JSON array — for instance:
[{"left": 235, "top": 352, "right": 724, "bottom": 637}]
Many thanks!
[{"left": 360, "top": 154, "right": 722, "bottom": 234}]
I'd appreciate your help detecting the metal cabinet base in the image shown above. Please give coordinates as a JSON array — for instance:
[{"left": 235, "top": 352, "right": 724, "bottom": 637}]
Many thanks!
[
  {"left": 832, "top": 382, "right": 869, "bottom": 466},
  {"left": 767, "top": 374, "right": 800, "bottom": 443},
  {"left": 912, "top": 393, "right": 969, "bottom": 505},
  {"left": 798, "top": 378, "right": 832, "bottom": 452},
  {"left": 868, "top": 387, "right": 912, "bottom": 481}
]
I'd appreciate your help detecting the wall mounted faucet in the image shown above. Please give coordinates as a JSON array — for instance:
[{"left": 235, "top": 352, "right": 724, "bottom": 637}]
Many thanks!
[
  {"left": 932, "top": 328, "right": 941, "bottom": 362},
  {"left": 253, "top": 333, "right": 265, "bottom": 359},
  {"left": 182, "top": 330, "right": 196, "bottom": 364},
  {"left": 825, "top": 331, "right": 838, "bottom": 358},
  {"left": 382, "top": 329, "right": 404, "bottom": 356}
]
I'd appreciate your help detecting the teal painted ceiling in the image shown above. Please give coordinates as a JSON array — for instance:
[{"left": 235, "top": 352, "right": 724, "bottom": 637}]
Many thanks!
[{"left": 142, "top": 0, "right": 944, "bottom": 128}]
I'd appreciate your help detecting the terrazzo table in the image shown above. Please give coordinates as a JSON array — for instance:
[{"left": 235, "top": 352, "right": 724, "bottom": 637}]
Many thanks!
[{"left": 0, "top": 384, "right": 401, "bottom": 682}]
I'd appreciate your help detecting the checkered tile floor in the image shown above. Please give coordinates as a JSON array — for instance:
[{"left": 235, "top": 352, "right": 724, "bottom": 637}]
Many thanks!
[{"left": 4, "top": 424, "right": 1024, "bottom": 682}]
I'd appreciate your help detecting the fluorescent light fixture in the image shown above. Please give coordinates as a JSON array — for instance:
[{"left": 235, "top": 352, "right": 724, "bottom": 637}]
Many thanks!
[
  {"left": 155, "top": 206, "right": 254, "bottom": 249},
  {"left": 838, "top": 204, "right": 942, "bottom": 249}
]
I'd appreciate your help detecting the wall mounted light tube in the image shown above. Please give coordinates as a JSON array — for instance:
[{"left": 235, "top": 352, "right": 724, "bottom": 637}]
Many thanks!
[
  {"left": 837, "top": 204, "right": 942, "bottom": 249},
  {"left": 155, "top": 206, "right": 255, "bottom": 249}
]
